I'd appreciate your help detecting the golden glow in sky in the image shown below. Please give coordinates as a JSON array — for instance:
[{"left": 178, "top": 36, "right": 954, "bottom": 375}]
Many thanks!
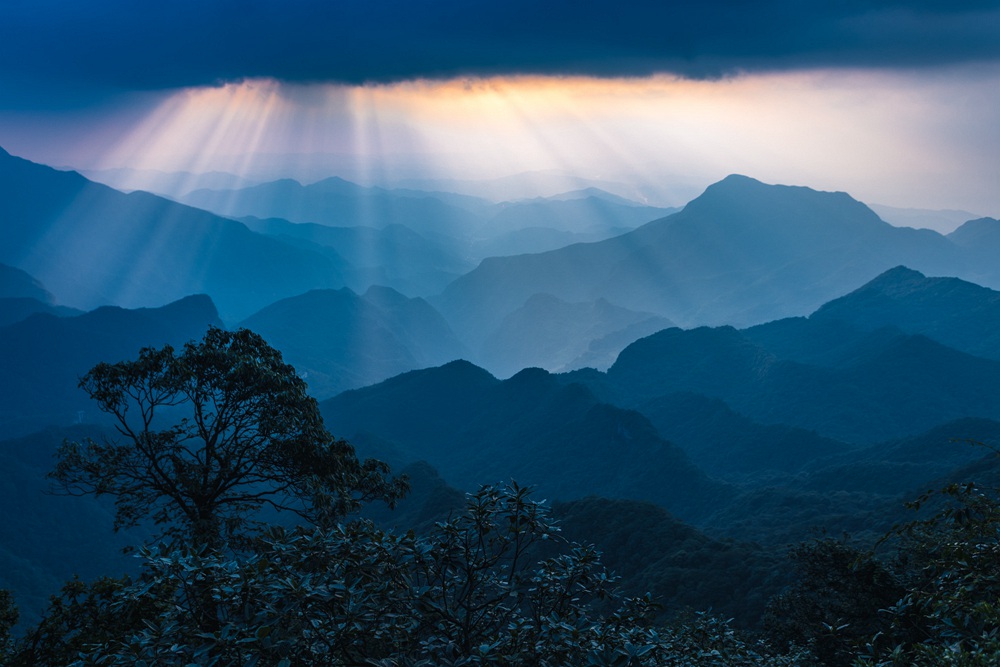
[{"left": 2, "top": 67, "right": 998, "bottom": 212}]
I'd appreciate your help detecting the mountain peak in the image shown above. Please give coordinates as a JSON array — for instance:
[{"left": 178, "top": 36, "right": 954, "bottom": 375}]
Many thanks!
[
  {"left": 863, "top": 265, "right": 927, "bottom": 289},
  {"left": 700, "top": 174, "right": 853, "bottom": 204},
  {"left": 948, "top": 217, "right": 1000, "bottom": 246},
  {"left": 717, "top": 174, "right": 762, "bottom": 186},
  {"left": 810, "top": 267, "right": 1000, "bottom": 361},
  {"left": 679, "top": 174, "right": 884, "bottom": 235}
]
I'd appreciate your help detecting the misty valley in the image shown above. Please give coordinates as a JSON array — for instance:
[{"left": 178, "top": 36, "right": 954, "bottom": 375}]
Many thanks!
[{"left": 3, "top": 146, "right": 1000, "bottom": 665}]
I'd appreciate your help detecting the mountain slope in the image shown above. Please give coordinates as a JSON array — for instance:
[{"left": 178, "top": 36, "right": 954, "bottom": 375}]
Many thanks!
[
  {"left": 437, "top": 175, "right": 968, "bottom": 343},
  {"left": 0, "top": 294, "right": 223, "bottom": 438},
  {"left": 0, "top": 298, "right": 81, "bottom": 328},
  {"left": 320, "top": 362, "right": 730, "bottom": 522},
  {"left": 480, "top": 294, "right": 673, "bottom": 377},
  {"left": 240, "top": 287, "right": 467, "bottom": 398},
  {"left": 0, "top": 148, "right": 346, "bottom": 320},
  {"left": 0, "top": 263, "right": 54, "bottom": 303},
  {"left": 636, "top": 392, "right": 852, "bottom": 481},
  {"left": 0, "top": 263, "right": 79, "bottom": 326},
  {"left": 946, "top": 217, "right": 1000, "bottom": 286},
  {"left": 810, "top": 266, "right": 1000, "bottom": 360},
  {"left": 604, "top": 325, "right": 1000, "bottom": 443}
]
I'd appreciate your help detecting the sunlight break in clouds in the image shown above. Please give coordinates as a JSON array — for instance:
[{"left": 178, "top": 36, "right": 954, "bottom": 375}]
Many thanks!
[{"left": 24, "top": 66, "right": 1000, "bottom": 214}]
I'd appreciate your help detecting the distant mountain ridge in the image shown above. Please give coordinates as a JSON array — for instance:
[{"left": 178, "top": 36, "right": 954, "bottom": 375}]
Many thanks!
[
  {"left": 481, "top": 294, "right": 673, "bottom": 377},
  {"left": 605, "top": 323, "right": 1000, "bottom": 443},
  {"left": 0, "top": 262, "right": 54, "bottom": 303},
  {"left": 0, "top": 263, "right": 80, "bottom": 326},
  {"left": 868, "top": 203, "right": 982, "bottom": 234},
  {"left": 811, "top": 266, "right": 1000, "bottom": 360},
  {"left": 321, "top": 361, "right": 731, "bottom": 522},
  {"left": 0, "top": 148, "right": 346, "bottom": 321},
  {"left": 182, "top": 178, "right": 669, "bottom": 260},
  {"left": 240, "top": 286, "right": 467, "bottom": 398},
  {"left": 435, "top": 176, "right": 995, "bottom": 361},
  {"left": 179, "top": 176, "right": 486, "bottom": 243},
  {"left": 0, "top": 294, "right": 222, "bottom": 439}
]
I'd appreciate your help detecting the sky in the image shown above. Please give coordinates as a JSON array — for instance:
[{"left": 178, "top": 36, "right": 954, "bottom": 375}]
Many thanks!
[{"left": 0, "top": 0, "right": 998, "bottom": 212}]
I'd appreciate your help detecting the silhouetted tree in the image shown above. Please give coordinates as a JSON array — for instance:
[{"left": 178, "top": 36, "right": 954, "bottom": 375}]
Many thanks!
[{"left": 50, "top": 327, "right": 405, "bottom": 549}]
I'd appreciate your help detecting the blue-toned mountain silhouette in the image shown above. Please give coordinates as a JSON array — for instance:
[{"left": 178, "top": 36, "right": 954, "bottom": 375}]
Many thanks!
[
  {"left": 321, "top": 361, "right": 730, "bottom": 522},
  {"left": 240, "top": 286, "right": 467, "bottom": 398},
  {"left": 810, "top": 266, "right": 1000, "bottom": 360},
  {"left": 240, "top": 216, "right": 473, "bottom": 296},
  {"left": 0, "top": 264, "right": 80, "bottom": 327},
  {"left": 480, "top": 294, "right": 673, "bottom": 377},
  {"left": 0, "top": 148, "right": 346, "bottom": 321},
  {"left": 605, "top": 324, "right": 1000, "bottom": 443},
  {"left": 0, "top": 294, "right": 222, "bottom": 439},
  {"left": 435, "top": 176, "right": 994, "bottom": 352},
  {"left": 180, "top": 176, "right": 487, "bottom": 242}
]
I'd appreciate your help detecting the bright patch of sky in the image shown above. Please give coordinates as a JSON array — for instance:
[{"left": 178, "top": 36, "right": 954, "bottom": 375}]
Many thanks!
[{"left": 0, "top": 65, "right": 997, "bottom": 214}]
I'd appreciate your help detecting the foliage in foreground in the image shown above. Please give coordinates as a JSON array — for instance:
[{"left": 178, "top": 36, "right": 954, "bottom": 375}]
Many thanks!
[
  {"left": 855, "top": 482, "right": 1000, "bottom": 666},
  {"left": 12, "top": 326, "right": 1000, "bottom": 665},
  {"left": 8, "top": 484, "right": 806, "bottom": 667}
]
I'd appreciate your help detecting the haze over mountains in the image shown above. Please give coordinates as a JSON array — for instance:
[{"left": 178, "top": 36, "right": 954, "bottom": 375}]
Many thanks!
[
  {"left": 4, "top": 144, "right": 1000, "bottom": 632},
  {"left": 436, "top": 175, "right": 998, "bottom": 347},
  {"left": 5, "top": 146, "right": 1000, "bottom": 383},
  {"left": 0, "top": 294, "right": 222, "bottom": 438},
  {"left": 0, "top": 148, "right": 344, "bottom": 321}
]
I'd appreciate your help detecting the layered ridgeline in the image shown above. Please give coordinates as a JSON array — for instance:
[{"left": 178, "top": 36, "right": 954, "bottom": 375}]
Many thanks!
[
  {"left": 179, "top": 177, "right": 672, "bottom": 261},
  {"left": 0, "top": 284, "right": 463, "bottom": 438},
  {"left": 8, "top": 146, "right": 1000, "bottom": 383},
  {"left": 810, "top": 265, "right": 1000, "bottom": 360},
  {"left": 319, "top": 266, "right": 1000, "bottom": 540},
  {"left": 5, "top": 266, "right": 1000, "bottom": 631},
  {"left": 0, "top": 263, "right": 80, "bottom": 328},
  {"left": 481, "top": 294, "right": 673, "bottom": 377},
  {"left": 240, "top": 286, "right": 468, "bottom": 398},
  {"left": 435, "top": 175, "right": 1000, "bottom": 374},
  {"left": 321, "top": 360, "right": 731, "bottom": 523},
  {"left": 0, "top": 148, "right": 346, "bottom": 321},
  {"left": 179, "top": 176, "right": 489, "bottom": 241},
  {"left": 0, "top": 294, "right": 222, "bottom": 439},
  {"left": 594, "top": 264, "right": 1000, "bottom": 445}
]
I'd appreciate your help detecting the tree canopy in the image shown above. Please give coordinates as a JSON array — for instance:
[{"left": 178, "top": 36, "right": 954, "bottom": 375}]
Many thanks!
[{"left": 50, "top": 327, "right": 405, "bottom": 548}]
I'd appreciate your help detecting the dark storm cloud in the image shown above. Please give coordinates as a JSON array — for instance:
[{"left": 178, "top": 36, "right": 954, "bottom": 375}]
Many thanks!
[{"left": 1, "top": 0, "right": 998, "bottom": 98}]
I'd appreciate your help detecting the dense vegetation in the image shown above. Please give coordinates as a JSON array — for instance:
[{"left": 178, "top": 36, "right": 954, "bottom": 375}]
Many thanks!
[{"left": 3, "top": 330, "right": 1000, "bottom": 665}]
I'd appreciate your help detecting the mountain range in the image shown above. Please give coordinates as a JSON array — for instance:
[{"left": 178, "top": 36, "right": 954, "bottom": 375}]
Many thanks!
[
  {"left": 4, "top": 150, "right": 1000, "bottom": 634},
  {"left": 0, "top": 293, "right": 222, "bottom": 439},
  {"left": 435, "top": 176, "right": 999, "bottom": 369},
  {"left": 0, "top": 148, "right": 345, "bottom": 321},
  {"left": 179, "top": 178, "right": 672, "bottom": 264},
  {"left": 321, "top": 361, "right": 731, "bottom": 523},
  {"left": 240, "top": 286, "right": 467, "bottom": 398}
]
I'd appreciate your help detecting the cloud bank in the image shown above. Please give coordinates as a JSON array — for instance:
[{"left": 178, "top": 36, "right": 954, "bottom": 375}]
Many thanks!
[{"left": 2, "top": 0, "right": 998, "bottom": 97}]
